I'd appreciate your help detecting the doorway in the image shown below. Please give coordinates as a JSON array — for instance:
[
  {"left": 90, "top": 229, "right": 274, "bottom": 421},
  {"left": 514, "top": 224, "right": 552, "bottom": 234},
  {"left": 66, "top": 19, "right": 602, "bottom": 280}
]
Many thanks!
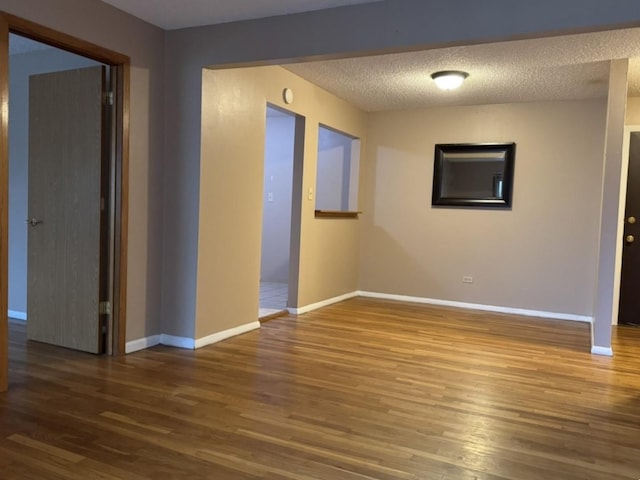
[
  {"left": 259, "top": 105, "right": 297, "bottom": 318},
  {"left": 0, "top": 15, "right": 130, "bottom": 392},
  {"left": 618, "top": 128, "right": 640, "bottom": 325},
  {"left": 8, "top": 35, "right": 108, "bottom": 353}
]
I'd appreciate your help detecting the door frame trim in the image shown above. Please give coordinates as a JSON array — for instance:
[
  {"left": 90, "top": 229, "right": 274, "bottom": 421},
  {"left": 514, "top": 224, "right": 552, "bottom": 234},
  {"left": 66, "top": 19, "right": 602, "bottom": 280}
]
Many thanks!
[
  {"left": 0, "top": 12, "right": 130, "bottom": 391},
  {"left": 613, "top": 124, "right": 640, "bottom": 326}
]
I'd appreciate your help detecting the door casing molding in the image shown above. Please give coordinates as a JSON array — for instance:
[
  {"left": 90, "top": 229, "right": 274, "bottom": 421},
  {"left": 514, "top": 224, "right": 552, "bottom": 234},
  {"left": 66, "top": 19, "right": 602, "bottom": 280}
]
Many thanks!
[{"left": 0, "top": 12, "right": 130, "bottom": 392}]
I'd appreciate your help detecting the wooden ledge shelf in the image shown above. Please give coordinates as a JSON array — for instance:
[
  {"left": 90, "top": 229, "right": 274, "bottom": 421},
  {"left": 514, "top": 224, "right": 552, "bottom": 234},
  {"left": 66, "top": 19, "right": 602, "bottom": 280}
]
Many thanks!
[{"left": 314, "top": 210, "right": 361, "bottom": 219}]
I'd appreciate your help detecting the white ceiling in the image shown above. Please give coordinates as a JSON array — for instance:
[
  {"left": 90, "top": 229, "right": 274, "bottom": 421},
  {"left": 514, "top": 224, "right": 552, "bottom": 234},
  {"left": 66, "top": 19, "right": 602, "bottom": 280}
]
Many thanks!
[{"left": 99, "top": 0, "right": 382, "bottom": 30}]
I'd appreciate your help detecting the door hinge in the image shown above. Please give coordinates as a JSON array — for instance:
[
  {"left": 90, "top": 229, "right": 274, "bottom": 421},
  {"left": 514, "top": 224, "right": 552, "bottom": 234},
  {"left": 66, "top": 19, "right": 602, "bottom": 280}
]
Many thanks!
[
  {"left": 103, "top": 91, "right": 114, "bottom": 106},
  {"left": 99, "top": 301, "right": 112, "bottom": 315}
]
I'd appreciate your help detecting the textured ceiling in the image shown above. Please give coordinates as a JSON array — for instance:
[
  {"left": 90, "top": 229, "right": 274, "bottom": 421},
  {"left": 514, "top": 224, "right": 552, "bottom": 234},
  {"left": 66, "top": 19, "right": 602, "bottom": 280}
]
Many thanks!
[
  {"left": 286, "top": 28, "right": 640, "bottom": 112},
  {"left": 99, "top": 0, "right": 382, "bottom": 30}
]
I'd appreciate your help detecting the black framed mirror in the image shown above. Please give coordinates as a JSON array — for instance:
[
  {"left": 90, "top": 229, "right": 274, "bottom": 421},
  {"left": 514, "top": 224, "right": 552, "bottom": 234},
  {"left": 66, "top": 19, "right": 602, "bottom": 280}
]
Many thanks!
[{"left": 432, "top": 143, "right": 516, "bottom": 208}]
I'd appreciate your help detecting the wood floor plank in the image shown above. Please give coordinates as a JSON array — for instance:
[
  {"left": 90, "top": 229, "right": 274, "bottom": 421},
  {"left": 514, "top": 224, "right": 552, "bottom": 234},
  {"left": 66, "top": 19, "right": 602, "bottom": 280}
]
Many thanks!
[{"left": 1, "top": 300, "right": 640, "bottom": 479}]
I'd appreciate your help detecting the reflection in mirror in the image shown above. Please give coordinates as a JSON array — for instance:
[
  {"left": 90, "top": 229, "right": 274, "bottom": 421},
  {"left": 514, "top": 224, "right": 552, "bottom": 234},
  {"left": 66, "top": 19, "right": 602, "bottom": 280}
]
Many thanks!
[
  {"left": 441, "top": 152, "right": 506, "bottom": 199},
  {"left": 432, "top": 143, "right": 515, "bottom": 208}
]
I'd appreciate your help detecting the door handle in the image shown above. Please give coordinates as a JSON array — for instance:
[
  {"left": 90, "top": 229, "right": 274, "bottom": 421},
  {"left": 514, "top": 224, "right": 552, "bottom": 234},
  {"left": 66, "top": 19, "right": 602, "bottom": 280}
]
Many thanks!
[
  {"left": 626, "top": 234, "right": 635, "bottom": 244},
  {"left": 25, "top": 218, "right": 43, "bottom": 227}
]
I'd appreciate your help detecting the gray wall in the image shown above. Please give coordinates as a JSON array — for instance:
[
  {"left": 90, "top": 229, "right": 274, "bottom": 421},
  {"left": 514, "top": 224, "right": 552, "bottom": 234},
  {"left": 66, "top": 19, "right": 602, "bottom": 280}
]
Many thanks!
[
  {"left": 261, "top": 111, "right": 295, "bottom": 284},
  {"left": 8, "top": 46, "right": 98, "bottom": 316}
]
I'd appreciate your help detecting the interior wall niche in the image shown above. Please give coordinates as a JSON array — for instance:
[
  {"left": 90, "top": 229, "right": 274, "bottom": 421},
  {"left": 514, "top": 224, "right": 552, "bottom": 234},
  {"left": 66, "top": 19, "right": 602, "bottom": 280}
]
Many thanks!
[{"left": 315, "top": 124, "right": 360, "bottom": 217}]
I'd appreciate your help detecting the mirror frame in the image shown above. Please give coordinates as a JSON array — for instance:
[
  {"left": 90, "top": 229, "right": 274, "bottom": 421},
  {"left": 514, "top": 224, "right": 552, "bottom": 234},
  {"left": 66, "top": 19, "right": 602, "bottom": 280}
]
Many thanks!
[{"left": 431, "top": 142, "right": 516, "bottom": 208}]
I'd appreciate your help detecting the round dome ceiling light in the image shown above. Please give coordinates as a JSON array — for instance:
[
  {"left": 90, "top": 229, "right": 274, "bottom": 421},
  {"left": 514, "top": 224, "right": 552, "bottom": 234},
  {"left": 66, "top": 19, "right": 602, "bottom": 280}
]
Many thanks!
[{"left": 430, "top": 70, "right": 469, "bottom": 91}]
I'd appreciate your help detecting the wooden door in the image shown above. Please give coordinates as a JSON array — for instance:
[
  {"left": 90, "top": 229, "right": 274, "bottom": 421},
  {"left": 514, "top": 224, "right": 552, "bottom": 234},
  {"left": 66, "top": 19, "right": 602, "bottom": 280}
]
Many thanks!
[
  {"left": 27, "top": 66, "right": 105, "bottom": 353},
  {"left": 619, "top": 131, "right": 640, "bottom": 325}
]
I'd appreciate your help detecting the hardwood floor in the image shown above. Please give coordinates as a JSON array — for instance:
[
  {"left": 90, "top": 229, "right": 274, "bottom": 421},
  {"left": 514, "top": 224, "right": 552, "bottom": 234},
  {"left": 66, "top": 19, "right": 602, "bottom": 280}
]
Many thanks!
[{"left": 1, "top": 298, "right": 640, "bottom": 479}]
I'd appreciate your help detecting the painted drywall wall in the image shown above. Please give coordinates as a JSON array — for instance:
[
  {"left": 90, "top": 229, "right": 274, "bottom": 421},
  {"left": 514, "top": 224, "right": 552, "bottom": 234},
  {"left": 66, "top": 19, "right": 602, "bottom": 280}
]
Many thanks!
[
  {"left": 261, "top": 110, "right": 295, "bottom": 284},
  {"left": 593, "top": 60, "right": 629, "bottom": 352},
  {"left": 169, "top": 0, "right": 640, "bottom": 67},
  {"left": 360, "top": 100, "right": 607, "bottom": 316},
  {"left": 8, "top": 47, "right": 98, "bottom": 317},
  {"left": 196, "top": 65, "right": 366, "bottom": 339},
  {"left": 2, "top": 0, "right": 166, "bottom": 341},
  {"left": 164, "top": 0, "right": 640, "bottom": 347},
  {"left": 627, "top": 97, "right": 640, "bottom": 124}
]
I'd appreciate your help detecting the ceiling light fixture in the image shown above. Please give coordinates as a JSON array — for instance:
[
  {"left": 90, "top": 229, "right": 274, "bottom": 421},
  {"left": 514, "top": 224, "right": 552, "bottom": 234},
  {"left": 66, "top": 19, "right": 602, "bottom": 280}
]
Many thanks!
[{"left": 431, "top": 70, "right": 469, "bottom": 91}]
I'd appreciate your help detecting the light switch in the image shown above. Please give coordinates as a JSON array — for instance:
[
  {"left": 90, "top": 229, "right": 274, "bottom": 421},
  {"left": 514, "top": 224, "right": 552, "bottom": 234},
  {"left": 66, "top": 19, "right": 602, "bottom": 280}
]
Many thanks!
[
  {"left": 267, "top": 192, "right": 274, "bottom": 202},
  {"left": 308, "top": 188, "right": 313, "bottom": 200}
]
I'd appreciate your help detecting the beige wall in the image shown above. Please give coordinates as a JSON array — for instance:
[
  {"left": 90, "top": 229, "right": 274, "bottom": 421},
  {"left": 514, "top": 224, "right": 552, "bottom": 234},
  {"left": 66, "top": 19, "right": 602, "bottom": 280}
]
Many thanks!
[
  {"left": 196, "top": 66, "right": 366, "bottom": 339},
  {"left": 360, "top": 100, "right": 607, "bottom": 316},
  {"left": 1, "top": 0, "right": 165, "bottom": 342},
  {"left": 627, "top": 97, "right": 640, "bottom": 124}
]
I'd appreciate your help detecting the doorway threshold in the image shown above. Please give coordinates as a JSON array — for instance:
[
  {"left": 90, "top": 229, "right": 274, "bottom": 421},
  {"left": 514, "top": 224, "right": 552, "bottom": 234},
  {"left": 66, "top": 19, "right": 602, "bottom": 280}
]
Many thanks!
[{"left": 259, "top": 308, "right": 288, "bottom": 323}]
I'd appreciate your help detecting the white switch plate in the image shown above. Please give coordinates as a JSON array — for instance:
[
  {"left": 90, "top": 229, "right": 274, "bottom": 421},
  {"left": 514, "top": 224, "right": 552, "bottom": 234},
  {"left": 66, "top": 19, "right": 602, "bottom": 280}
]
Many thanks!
[
  {"left": 462, "top": 276, "right": 473, "bottom": 284},
  {"left": 308, "top": 188, "right": 313, "bottom": 200},
  {"left": 267, "top": 192, "right": 274, "bottom": 202}
]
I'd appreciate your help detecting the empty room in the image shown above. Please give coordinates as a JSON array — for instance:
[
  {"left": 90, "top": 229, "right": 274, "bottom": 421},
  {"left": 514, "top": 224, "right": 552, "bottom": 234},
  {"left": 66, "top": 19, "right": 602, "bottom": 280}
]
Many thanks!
[{"left": 1, "top": 1, "right": 640, "bottom": 479}]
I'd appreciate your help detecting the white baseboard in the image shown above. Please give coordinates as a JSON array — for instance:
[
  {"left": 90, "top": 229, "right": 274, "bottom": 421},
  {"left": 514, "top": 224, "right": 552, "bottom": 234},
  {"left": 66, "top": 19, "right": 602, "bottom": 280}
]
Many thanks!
[
  {"left": 8, "top": 310, "right": 27, "bottom": 321},
  {"left": 194, "top": 321, "right": 260, "bottom": 349},
  {"left": 125, "top": 335, "right": 161, "bottom": 354},
  {"left": 130, "top": 321, "right": 262, "bottom": 352},
  {"left": 358, "top": 291, "right": 593, "bottom": 323},
  {"left": 160, "top": 334, "right": 195, "bottom": 349},
  {"left": 125, "top": 295, "right": 598, "bottom": 354},
  {"left": 591, "top": 346, "right": 614, "bottom": 356},
  {"left": 149, "top": 331, "right": 272, "bottom": 353},
  {"left": 289, "top": 291, "right": 359, "bottom": 315}
]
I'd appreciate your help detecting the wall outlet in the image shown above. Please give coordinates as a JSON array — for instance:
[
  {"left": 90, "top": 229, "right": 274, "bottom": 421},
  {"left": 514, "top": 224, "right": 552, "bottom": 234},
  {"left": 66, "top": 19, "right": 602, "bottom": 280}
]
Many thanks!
[{"left": 462, "top": 276, "right": 473, "bottom": 284}]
